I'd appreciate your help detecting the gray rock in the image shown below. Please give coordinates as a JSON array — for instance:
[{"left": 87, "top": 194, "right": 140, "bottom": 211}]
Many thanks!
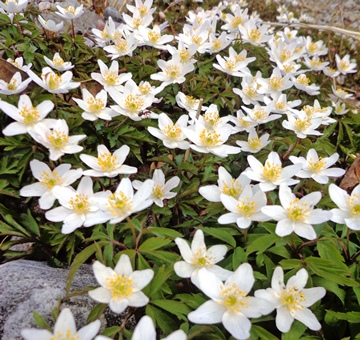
[
  {"left": 0, "top": 260, "right": 110, "bottom": 339},
  {"left": 104, "top": 6, "right": 124, "bottom": 23}
]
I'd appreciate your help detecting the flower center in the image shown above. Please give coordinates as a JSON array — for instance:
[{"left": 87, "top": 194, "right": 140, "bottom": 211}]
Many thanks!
[
  {"left": 225, "top": 59, "right": 236, "bottom": 71},
  {"left": 199, "top": 129, "right": 222, "bottom": 147},
  {"left": 287, "top": 198, "right": 310, "bottom": 222},
  {"left": 294, "top": 118, "right": 311, "bottom": 132},
  {"left": 53, "top": 55, "right": 64, "bottom": 67},
  {"left": 124, "top": 94, "right": 144, "bottom": 112},
  {"left": 296, "top": 74, "right": 310, "bottom": 86},
  {"left": 49, "top": 329, "right": 80, "bottom": 340},
  {"left": 19, "top": 106, "right": 40, "bottom": 125},
  {"left": 347, "top": 195, "right": 360, "bottom": 218},
  {"left": 104, "top": 71, "right": 120, "bottom": 86},
  {"left": 307, "top": 42, "right": 319, "bottom": 54},
  {"left": 280, "top": 287, "right": 305, "bottom": 313},
  {"left": 212, "top": 38, "right": 221, "bottom": 50},
  {"left": 46, "top": 73, "right": 62, "bottom": 90},
  {"left": 244, "top": 85, "right": 257, "bottom": 98},
  {"left": 69, "top": 194, "right": 90, "bottom": 214},
  {"left": 97, "top": 152, "right": 118, "bottom": 171},
  {"left": 185, "top": 95, "right": 198, "bottom": 108},
  {"left": 48, "top": 131, "right": 68, "bottom": 149},
  {"left": 222, "top": 179, "right": 242, "bottom": 198},
  {"left": 269, "top": 76, "right": 283, "bottom": 91},
  {"left": 115, "top": 38, "right": 128, "bottom": 53},
  {"left": 220, "top": 283, "right": 248, "bottom": 312},
  {"left": 192, "top": 249, "right": 213, "bottom": 268},
  {"left": 132, "top": 18, "right": 141, "bottom": 29},
  {"left": 7, "top": 78, "right": 18, "bottom": 90},
  {"left": 275, "top": 100, "right": 286, "bottom": 111},
  {"left": 235, "top": 54, "right": 246, "bottom": 63},
  {"left": 65, "top": 5, "right": 76, "bottom": 15},
  {"left": 163, "top": 124, "right": 182, "bottom": 139},
  {"left": 279, "top": 50, "right": 291, "bottom": 62},
  {"left": 152, "top": 184, "right": 164, "bottom": 199},
  {"left": 107, "top": 191, "right": 132, "bottom": 216},
  {"left": 106, "top": 275, "right": 133, "bottom": 300},
  {"left": 138, "top": 4, "right": 148, "bottom": 16},
  {"left": 249, "top": 29, "right": 261, "bottom": 42},
  {"left": 148, "top": 31, "right": 160, "bottom": 44},
  {"left": 139, "top": 83, "right": 151, "bottom": 95},
  {"left": 87, "top": 97, "right": 105, "bottom": 112},
  {"left": 253, "top": 108, "right": 267, "bottom": 122},
  {"left": 40, "top": 170, "right": 62, "bottom": 189},
  {"left": 179, "top": 49, "right": 190, "bottom": 63},
  {"left": 204, "top": 111, "right": 220, "bottom": 127},
  {"left": 248, "top": 137, "right": 262, "bottom": 150},
  {"left": 165, "top": 65, "right": 180, "bottom": 79},
  {"left": 263, "top": 161, "right": 281, "bottom": 182},
  {"left": 191, "top": 36, "right": 202, "bottom": 46},
  {"left": 307, "top": 158, "right": 325, "bottom": 173},
  {"left": 231, "top": 16, "right": 242, "bottom": 28},
  {"left": 237, "top": 199, "right": 256, "bottom": 218}
]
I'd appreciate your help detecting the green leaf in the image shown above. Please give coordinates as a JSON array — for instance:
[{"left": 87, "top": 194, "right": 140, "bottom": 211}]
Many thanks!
[
  {"left": 175, "top": 293, "right": 206, "bottom": 310},
  {"left": 139, "top": 237, "right": 172, "bottom": 251},
  {"left": 146, "top": 304, "right": 178, "bottom": 334},
  {"left": 149, "top": 264, "right": 174, "bottom": 296},
  {"left": 325, "top": 310, "right": 360, "bottom": 323},
  {"left": 151, "top": 299, "right": 192, "bottom": 320},
  {"left": 246, "top": 234, "right": 278, "bottom": 255},
  {"left": 251, "top": 325, "right": 278, "bottom": 340},
  {"left": 202, "top": 227, "right": 236, "bottom": 248},
  {"left": 232, "top": 247, "right": 248, "bottom": 270},
  {"left": 281, "top": 320, "right": 306, "bottom": 340},
  {"left": 313, "top": 277, "right": 346, "bottom": 305},
  {"left": 87, "top": 303, "right": 107, "bottom": 323},
  {"left": 187, "top": 325, "right": 227, "bottom": 340},
  {"left": 147, "top": 227, "right": 183, "bottom": 239},
  {"left": 317, "top": 240, "right": 345, "bottom": 263},
  {"left": 20, "top": 210, "right": 40, "bottom": 237},
  {"left": 32, "top": 310, "right": 51, "bottom": 330}
]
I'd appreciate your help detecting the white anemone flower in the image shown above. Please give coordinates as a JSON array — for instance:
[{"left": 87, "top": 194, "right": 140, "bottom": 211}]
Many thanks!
[
  {"left": 188, "top": 264, "right": 274, "bottom": 340},
  {"left": 292, "top": 74, "right": 320, "bottom": 95},
  {"left": 304, "top": 37, "right": 328, "bottom": 56},
  {"left": 45, "top": 176, "right": 111, "bottom": 234},
  {"left": 236, "top": 128, "right": 270, "bottom": 153},
  {"left": 244, "top": 152, "right": 301, "bottom": 192},
  {"left": 218, "top": 184, "right": 270, "bottom": 229},
  {"left": 104, "top": 33, "right": 138, "bottom": 59},
  {"left": 199, "top": 166, "right": 251, "bottom": 202},
  {"left": 27, "top": 67, "right": 80, "bottom": 94},
  {"left": 91, "top": 60, "right": 132, "bottom": 92},
  {"left": 0, "top": 0, "right": 28, "bottom": 13},
  {"left": 263, "top": 93, "right": 302, "bottom": 114},
  {"left": 0, "top": 94, "right": 56, "bottom": 138},
  {"left": 127, "top": 0, "right": 156, "bottom": 17},
  {"left": 80, "top": 144, "right": 137, "bottom": 178},
  {"left": 261, "top": 184, "right": 332, "bottom": 240},
  {"left": 329, "top": 184, "right": 360, "bottom": 231},
  {"left": 182, "top": 122, "right": 240, "bottom": 158},
  {"left": 73, "top": 88, "right": 116, "bottom": 121},
  {"left": 133, "top": 169, "right": 180, "bottom": 207},
  {"left": 257, "top": 67, "right": 293, "bottom": 94},
  {"left": 0, "top": 71, "right": 32, "bottom": 95},
  {"left": 137, "top": 24, "right": 174, "bottom": 50},
  {"left": 98, "top": 178, "right": 154, "bottom": 224},
  {"left": 289, "top": 149, "right": 345, "bottom": 184},
  {"left": 19, "top": 160, "right": 83, "bottom": 210},
  {"left": 241, "top": 104, "right": 281, "bottom": 127},
  {"left": 282, "top": 111, "right": 322, "bottom": 139},
  {"left": 38, "top": 15, "right": 64, "bottom": 33},
  {"left": 107, "top": 79, "right": 158, "bottom": 121},
  {"left": 6, "top": 56, "right": 32, "bottom": 72},
  {"left": 175, "top": 92, "right": 206, "bottom": 115},
  {"left": 174, "top": 229, "right": 232, "bottom": 288},
  {"left": 238, "top": 19, "right": 272, "bottom": 46},
  {"left": 229, "top": 109, "right": 257, "bottom": 133},
  {"left": 44, "top": 53, "right": 73, "bottom": 71},
  {"left": 255, "top": 267, "right": 326, "bottom": 333},
  {"left": 148, "top": 113, "right": 190, "bottom": 150},
  {"left": 21, "top": 308, "right": 101, "bottom": 340},
  {"left": 55, "top": 4, "right": 84, "bottom": 20},
  {"left": 130, "top": 315, "right": 187, "bottom": 340},
  {"left": 89, "top": 255, "right": 154, "bottom": 313},
  {"left": 150, "top": 56, "right": 194, "bottom": 87},
  {"left": 32, "top": 119, "right": 86, "bottom": 161},
  {"left": 335, "top": 54, "right": 357, "bottom": 75}
]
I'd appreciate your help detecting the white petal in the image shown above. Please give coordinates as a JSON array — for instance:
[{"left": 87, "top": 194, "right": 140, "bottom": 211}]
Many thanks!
[
  {"left": 114, "top": 254, "right": 133, "bottom": 277},
  {"left": 293, "top": 307, "right": 322, "bottom": 330},
  {"left": 174, "top": 261, "right": 194, "bottom": 278},
  {"left": 188, "top": 300, "right": 225, "bottom": 324},
  {"left": 276, "top": 306, "right": 294, "bottom": 332},
  {"left": 303, "top": 287, "right": 326, "bottom": 307},
  {"left": 222, "top": 311, "right": 251, "bottom": 340},
  {"left": 92, "top": 261, "right": 116, "bottom": 287},
  {"left": 54, "top": 308, "right": 76, "bottom": 334},
  {"left": 131, "top": 269, "right": 154, "bottom": 290},
  {"left": 132, "top": 316, "right": 156, "bottom": 340},
  {"left": 175, "top": 238, "right": 193, "bottom": 263},
  {"left": 78, "top": 320, "right": 101, "bottom": 340}
]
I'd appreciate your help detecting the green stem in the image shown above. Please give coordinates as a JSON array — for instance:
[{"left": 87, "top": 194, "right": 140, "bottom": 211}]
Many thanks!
[
  {"left": 126, "top": 216, "right": 137, "bottom": 247},
  {"left": 283, "top": 137, "right": 300, "bottom": 160}
]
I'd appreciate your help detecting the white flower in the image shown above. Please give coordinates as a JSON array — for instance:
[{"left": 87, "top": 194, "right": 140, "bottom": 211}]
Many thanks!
[
  {"left": 218, "top": 184, "right": 270, "bottom": 229},
  {"left": 244, "top": 152, "right": 301, "bottom": 192},
  {"left": 56, "top": 4, "right": 84, "bottom": 20},
  {"left": 80, "top": 144, "right": 137, "bottom": 178},
  {"left": 19, "top": 160, "right": 83, "bottom": 210},
  {"left": 242, "top": 104, "right": 281, "bottom": 126},
  {"left": 289, "top": 149, "right": 345, "bottom": 184},
  {"left": 261, "top": 184, "right": 332, "bottom": 240},
  {"left": 150, "top": 56, "right": 194, "bottom": 87},
  {"left": 107, "top": 79, "right": 158, "bottom": 121},
  {"left": 21, "top": 308, "right": 100, "bottom": 340},
  {"left": 131, "top": 315, "right": 187, "bottom": 340},
  {"left": 257, "top": 67, "right": 293, "bottom": 94},
  {"left": 0, "top": 71, "right": 32, "bottom": 95},
  {"left": 6, "top": 57, "right": 32, "bottom": 72},
  {"left": 229, "top": 108, "right": 257, "bottom": 133},
  {"left": 255, "top": 267, "right": 326, "bottom": 333},
  {"left": 238, "top": 19, "right": 272, "bottom": 46},
  {"left": 335, "top": 54, "right": 357, "bottom": 75},
  {"left": 263, "top": 92, "right": 301, "bottom": 114},
  {"left": 0, "top": 0, "right": 28, "bottom": 13},
  {"left": 92, "top": 16, "right": 116, "bottom": 47},
  {"left": 182, "top": 122, "right": 240, "bottom": 158},
  {"left": 137, "top": 24, "right": 174, "bottom": 50},
  {"left": 174, "top": 229, "right": 232, "bottom": 288},
  {"left": 44, "top": 53, "right": 73, "bottom": 71},
  {"left": 45, "top": 176, "right": 110, "bottom": 234},
  {"left": 104, "top": 32, "right": 138, "bottom": 59},
  {"left": 329, "top": 184, "right": 360, "bottom": 231},
  {"left": 175, "top": 92, "right": 206, "bottom": 115},
  {"left": 73, "top": 88, "right": 116, "bottom": 121},
  {"left": 38, "top": 15, "right": 64, "bottom": 32},
  {"left": 91, "top": 60, "right": 132, "bottom": 92},
  {"left": 27, "top": 67, "right": 80, "bottom": 94},
  {"left": 199, "top": 166, "right": 251, "bottom": 202},
  {"left": 236, "top": 128, "right": 270, "bottom": 153},
  {"left": 133, "top": 169, "right": 180, "bottom": 207},
  {"left": 304, "top": 37, "right": 328, "bottom": 56},
  {"left": 282, "top": 110, "right": 322, "bottom": 139},
  {"left": 148, "top": 113, "right": 190, "bottom": 150},
  {"left": 303, "top": 56, "right": 329, "bottom": 71},
  {"left": 329, "top": 86, "right": 354, "bottom": 101},
  {"left": 0, "top": 94, "right": 56, "bottom": 138},
  {"left": 323, "top": 66, "right": 340, "bottom": 78},
  {"left": 221, "top": 7, "right": 249, "bottom": 33},
  {"left": 332, "top": 101, "right": 349, "bottom": 115},
  {"left": 292, "top": 74, "right": 320, "bottom": 95},
  {"left": 32, "top": 119, "right": 86, "bottom": 161},
  {"left": 201, "top": 31, "right": 233, "bottom": 54},
  {"left": 98, "top": 178, "right": 154, "bottom": 224},
  {"left": 89, "top": 255, "right": 154, "bottom": 313},
  {"left": 127, "top": 0, "right": 156, "bottom": 17},
  {"left": 188, "top": 264, "right": 274, "bottom": 340}
]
